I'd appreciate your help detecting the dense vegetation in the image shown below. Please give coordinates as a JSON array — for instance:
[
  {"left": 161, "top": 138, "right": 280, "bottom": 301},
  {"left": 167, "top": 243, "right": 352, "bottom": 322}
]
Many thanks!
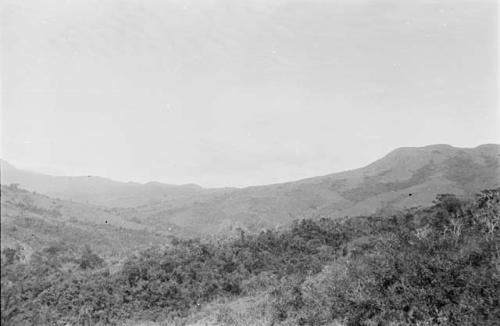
[{"left": 1, "top": 189, "right": 499, "bottom": 325}]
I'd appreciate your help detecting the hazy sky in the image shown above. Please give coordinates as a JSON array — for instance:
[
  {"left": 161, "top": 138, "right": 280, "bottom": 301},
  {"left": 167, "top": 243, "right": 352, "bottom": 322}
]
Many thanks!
[{"left": 1, "top": 0, "right": 498, "bottom": 187}]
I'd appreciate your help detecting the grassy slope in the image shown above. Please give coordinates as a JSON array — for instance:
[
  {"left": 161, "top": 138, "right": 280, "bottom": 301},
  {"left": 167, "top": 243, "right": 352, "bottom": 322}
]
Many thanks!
[
  {"left": 0, "top": 186, "right": 188, "bottom": 256},
  {"left": 2, "top": 144, "right": 499, "bottom": 237},
  {"left": 124, "top": 144, "right": 500, "bottom": 235}
]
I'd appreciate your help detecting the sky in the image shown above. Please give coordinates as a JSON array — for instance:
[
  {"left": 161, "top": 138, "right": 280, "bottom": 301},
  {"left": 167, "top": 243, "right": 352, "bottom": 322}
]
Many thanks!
[{"left": 1, "top": 0, "right": 498, "bottom": 187}]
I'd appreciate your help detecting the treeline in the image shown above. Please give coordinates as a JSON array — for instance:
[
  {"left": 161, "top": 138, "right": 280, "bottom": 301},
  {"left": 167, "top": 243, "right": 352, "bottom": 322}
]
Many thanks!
[{"left": 1, "top": 189, "right": 499, "bottom": 325}]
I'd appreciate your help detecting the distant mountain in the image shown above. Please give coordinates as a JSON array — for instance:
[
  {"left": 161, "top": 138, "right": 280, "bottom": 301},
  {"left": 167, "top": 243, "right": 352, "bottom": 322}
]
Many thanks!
[
  {"left": 0, "top": 160, "right": 227, "bottom": 207},
  {"left": 120, "top": 144, "right": 500, "bottom": 234},
  {"left": 2, "top": 144, "right": 499, "bottom": 236}
]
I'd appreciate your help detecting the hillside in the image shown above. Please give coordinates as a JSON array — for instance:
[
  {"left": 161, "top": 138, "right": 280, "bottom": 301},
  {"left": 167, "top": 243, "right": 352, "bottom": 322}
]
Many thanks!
[
  {"left": 2, "top": 144, "right": 499, "bottom": 235},
  {"left": 122, "top": 144, "right": 500, "bottom": 234},
  {"left": 0, "top": 160, "right": 227, "bottom": 207},
  {"left": 0, "top": 185, "right": 189, "bottom": 256},
  {"left": 2, "top": 188, "right": 499, "bottom": 325}
]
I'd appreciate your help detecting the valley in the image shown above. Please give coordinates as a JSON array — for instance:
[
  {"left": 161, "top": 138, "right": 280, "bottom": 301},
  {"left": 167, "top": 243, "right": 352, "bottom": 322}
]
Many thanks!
[
  {"left": 1, "top": 144, "right": 499, "bottom": 326},
  {"left": 2, "top": 144, "right": 499, "bottom": 240}
]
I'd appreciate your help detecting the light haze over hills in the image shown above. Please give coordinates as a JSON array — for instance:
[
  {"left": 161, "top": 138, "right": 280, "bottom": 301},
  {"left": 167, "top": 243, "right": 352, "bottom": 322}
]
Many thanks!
[{"left": 2, "top": 144, "right": 499, "bottom": 236}]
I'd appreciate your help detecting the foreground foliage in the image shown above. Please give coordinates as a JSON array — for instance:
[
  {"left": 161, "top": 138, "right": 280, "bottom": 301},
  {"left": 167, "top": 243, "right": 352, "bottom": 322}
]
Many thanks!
[{"left": 1, "top": 189, "right": 499, "bottom": 325}]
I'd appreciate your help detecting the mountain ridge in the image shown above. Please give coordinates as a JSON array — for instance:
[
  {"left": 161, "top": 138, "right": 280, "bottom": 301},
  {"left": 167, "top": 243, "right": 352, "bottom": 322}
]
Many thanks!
[
  {"left": 2, "top": 144, "right": 499, "bottom": 235},
  {"left": 2, "top": 143, "right": 498, "bottom": 192},
  {"left": 111, "top": 144, "right": 500, "bottom": 234},
  {"left": 0, "top": 158, "right": 230, "bottom": 207}
]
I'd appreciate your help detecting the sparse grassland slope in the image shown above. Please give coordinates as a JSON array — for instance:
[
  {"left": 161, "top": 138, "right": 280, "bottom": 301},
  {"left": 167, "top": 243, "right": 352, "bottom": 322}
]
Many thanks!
[
  {"left": 124, "top": 144, "right": 500, "bottom": 234},
  {"left": 0, "top": 185, "right": 188, "bottom": 256},
  {"left": 2, "top": 144, "right": 499, "bottom": 235}
]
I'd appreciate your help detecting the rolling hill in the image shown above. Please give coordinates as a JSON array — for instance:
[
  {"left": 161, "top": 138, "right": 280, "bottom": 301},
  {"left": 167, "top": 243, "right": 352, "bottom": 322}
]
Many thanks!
[
  {"left": 119, "top": 144, "right": 500, "bottom": 234},
  {"left": 0, "top": 185, "right": 193, "bottom": 257},
  {"left": 2, "top": 144, "right": 500, "bottom": 236},
  {"left": 0, "top": 159, "right": 229, "bottom": 207}
]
